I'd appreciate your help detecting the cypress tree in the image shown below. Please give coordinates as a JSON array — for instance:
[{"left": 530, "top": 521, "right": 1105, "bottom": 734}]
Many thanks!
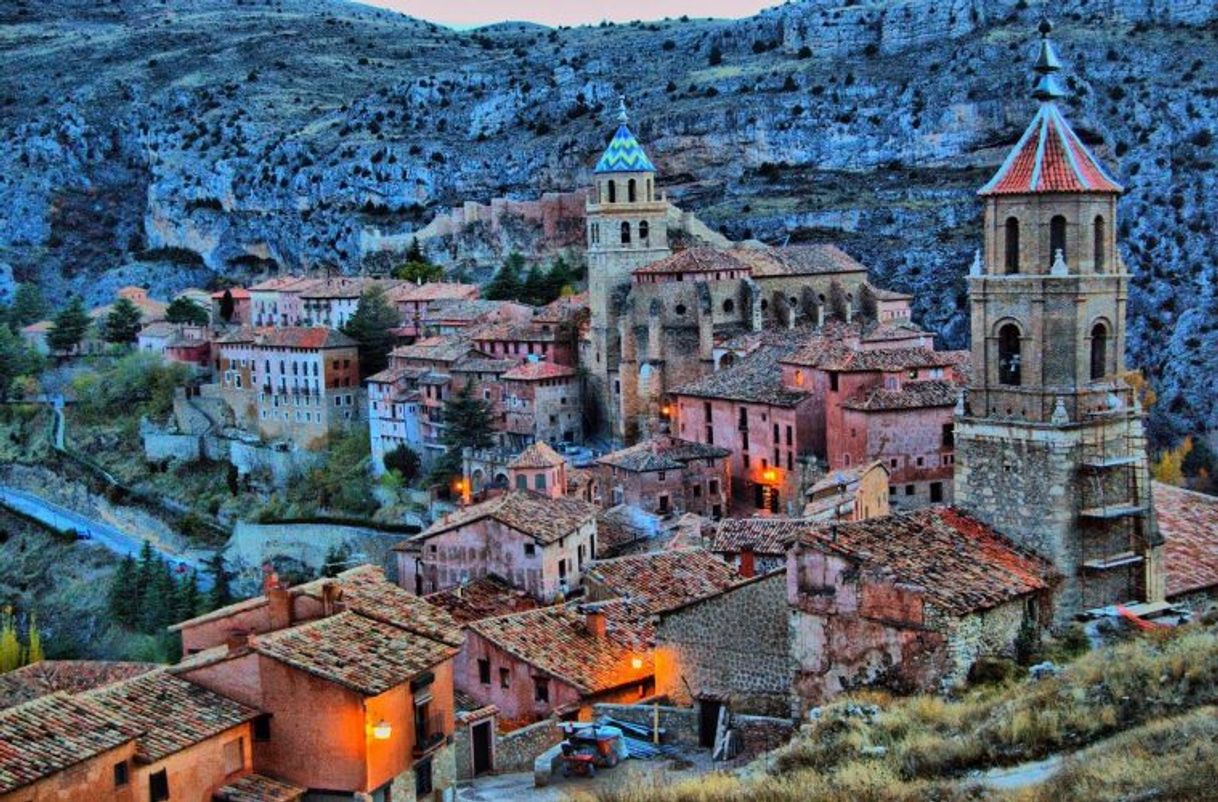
[
  {"left": 218, "top": 289, "right": 235, "bottom": 323},
  {"left": 103, "top": 297, "right": 144, "bottom": 345},
  {"left": 341, "top": 284, "right": 400, "bottom": 377},
  {"left": 0, "top": 607, "right": 20, "bottom": 673},
  {"left": 25, "top": 613, "right": 43, "bottom": 665},
  {"left": 108, "top": 554, "right": 140, "bottom": 628},
  {"left": 205, "top": 550, "right": 234, "bottom": 610}
]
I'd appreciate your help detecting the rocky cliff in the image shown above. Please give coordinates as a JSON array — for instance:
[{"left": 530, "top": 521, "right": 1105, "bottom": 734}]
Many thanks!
[{"left": 1, "top": 0, "right": 1216, "bottom": 441}]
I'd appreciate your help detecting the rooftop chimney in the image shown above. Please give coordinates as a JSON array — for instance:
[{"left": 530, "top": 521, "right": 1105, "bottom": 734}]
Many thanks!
[
  {"left": 585, "top": 609, "right": 607, "bottom": 639},
  {"left": 268, "top": 583, "right": 293, "bottom": 631},
  {"left": 739, "top": 546, "right": 756, "bottom": 579},
  {"left": 320, "top": 580, "right": 342, "bottom": 617}
]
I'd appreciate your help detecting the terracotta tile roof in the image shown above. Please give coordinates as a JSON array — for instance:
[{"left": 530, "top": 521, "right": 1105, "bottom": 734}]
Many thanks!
[
  {"left": 471, "top": 322, "right": 558, "bottom": 343},
  {"left": 595, "top": 506, "right": 662, "bottom": 557},
  {"left": 632, "top": 248, "right": 753, "bottom": 276},
  {"left": 674, "top": 346, "right": 808, "bottom": 406},
  {"left": 248, "top": 277, "right": 319, "bottom": 292},
  {"left": 425, "top": 299, "right": 528, "bottom": 323},
  {"left": 501, "top": 360, "right": 578, "bottom": 381},
  {"left": 412, "top": 491, "right": 597, "bottom": 546},
  {"left": 387, "top": 282, "right": 479, "bottom": 303},
  {"left": 390, "top": 338, "right": 488, "bottom": 365},
  {"left": 87, "top": 671, "right": 259, "bottom": 763},
  {"left": 252, "top": 611, "right": 458, "bottom": 697},
  {"left": 211, "top": 288, "right": 252, "bottom": 300},
  {"left": 585, "top": 548, "right": 742, "bottom": 614},
  {"left": 733, "top": 244, "right": 870, "bottom": 277},
  {"left": 980, "top": 103, "right": 1122, "bottom": 196},
  {"left": 452, "top": 357, "right": 517, "bottom": 375},
  {"left": 783, "top": 341, "right": 952, "bottom": 372},
  {"left": 710, "top": 518, "right": 806, "bottom": 556},
  {"left": 509, "top": 441, "right": 566, "bottom": 469},
  {"left": 298, "top": 277, "right": 399, "bottom": 299},
  {"left": 425, "top": 576, "right": 541, "bottom": 625},
  {"left": 1153, "top": 482, "right": 1218, "bottom": 598},
  {"left": 468, "top": 600, "right": 653, "bottom": 695},
  {"left": 252, "top": 326, "right": 357, "bottom": 350},
  {"left": 597, "top": 436, "right": 729, "bottom": 473},
  {"left": 0, "top": 693, "right": 138, "bottom": 793},
  {"left": 366, "top": 365, "right": 427, "bottom": 384},
  {"left": 0, "top": 661, "right": 157, "bottom": 710},
  {"left": 314, "top": 566, "right": 464, "bottom": 646},
  {"left": 860, "top": 320, "right": 932, "bottom": 343},
  {"left": 797, "top": 507, "right": 1054, "bottom": 616},
  {"left": 842, "top": 379, "right": 960, "bottom": 411},
  {"left": 214, "top": 773, "right": 305, "bottom": 802}
]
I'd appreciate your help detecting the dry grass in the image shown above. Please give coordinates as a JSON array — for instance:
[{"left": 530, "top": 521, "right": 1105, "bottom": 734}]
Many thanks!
[{"left": 580, "top": 624, "right": 1218, "bottom": 802}]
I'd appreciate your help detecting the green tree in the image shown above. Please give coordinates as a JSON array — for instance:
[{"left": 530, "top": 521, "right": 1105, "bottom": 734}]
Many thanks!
[
  {"left": 218, "top": 289, "right": 235, "bottom": 323},
  {"left": 104, "top": 297, "right": 144, "bottom": 345},
  {"left": 10, "top": 283, "right": 48, "bottom": 330},
  {"left": 392, "top": 260, "right": 444, "bottom": 283},
  {"left": 432, "top": 380, "right": 495, "bottom": 481},
  {"left": 522, "top": 263, "right": 547, "bottom": 306},
  {"left": 0, "top": 326, "right": 43, "bottom": 400},
  {"left": 484, "top": 252, "right": 525, "bottom": 301},
  {"left": 298, "top": 430, "right": 377, "bottom": 515},
  {"left": 172, "top": 570, "right": 201, "bottom": 625},
  {"left": 858, "top": 284, "right": 878, "bottom": 323},
  {"left": 405, "top": 236, "right": 426, "bottom": 264},
  {"left": 165, "top": 296, "right": 209, "bottom": 325},
  {"left": 47, "top": 297, "right": 91, "bottom": 354},
  {"left": 342, "top": 284, "right": 400, "bottom": 377},
  {"left": 139, "top": 562, "right": 176, "bottom": 633},
  {"left": 25, "top": 613, "right": 42, "bottom": 665},
  {"left": 322, "top": 542, "right": 353, "bottom": 578},
  {"left": 205, "top": 549, "right": 234, "bottom": 610},
  {"left": 383, "top": 443, "right": 421, "bottom": 483},
  {"left": 0, "top": 606, "right": 20, "bottom": 673},
  {"left": 108, "top": 554, "right": 140, "bottom": 628}
]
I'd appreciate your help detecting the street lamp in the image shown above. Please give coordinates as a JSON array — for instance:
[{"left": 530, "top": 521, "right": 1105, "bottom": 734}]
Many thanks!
[{"left": 372, "top": 720, "right": 393, "bottom": 740}]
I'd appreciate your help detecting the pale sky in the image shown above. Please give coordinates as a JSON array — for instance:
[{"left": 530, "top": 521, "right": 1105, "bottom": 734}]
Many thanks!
[{"left": 357, "top": 0, "right": 777, "bottom": 28}]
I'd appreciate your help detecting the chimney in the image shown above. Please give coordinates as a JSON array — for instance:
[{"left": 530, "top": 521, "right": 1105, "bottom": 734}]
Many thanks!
[
  {"left": 268, "top": 583, "right": 293, "bottom": 631},
  {"left": 739, "top": 546, "right": 756, "bottom": 579},
  {"left": 321, "top": 580, "right": 342, "bottom": 617},
  {"left": 261, "top": 562, "right": 279, "bottom": 594},
  {"left": 585, "top": 609, "right": 607, "bottom": 639}
]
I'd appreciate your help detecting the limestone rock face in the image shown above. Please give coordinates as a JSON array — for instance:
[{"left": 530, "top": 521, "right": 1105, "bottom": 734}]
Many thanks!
[{"left": 1, "top": 0, "right": 1216, "bottom": 440}]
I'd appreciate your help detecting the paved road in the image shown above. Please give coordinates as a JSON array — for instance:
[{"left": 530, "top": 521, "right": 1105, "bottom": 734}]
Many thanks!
[{"left": 0, "top": 485, "right": 210, "bottom": 585}]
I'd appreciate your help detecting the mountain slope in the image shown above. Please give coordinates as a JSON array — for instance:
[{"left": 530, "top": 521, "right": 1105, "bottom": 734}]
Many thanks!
[{"left": 1, "top": 0, "right": 1216, "bottom": 442}]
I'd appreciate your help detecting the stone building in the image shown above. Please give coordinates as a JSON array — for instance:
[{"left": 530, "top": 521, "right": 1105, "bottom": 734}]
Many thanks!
[
  {"left": 505, "top": 440, "right": 568, "bottom": 499},
  {"left": 395, "top": 491, "right": 598, "bottom": 600},
  {"left": 595, "top": 435, "right": 731, "bottom": 518},
  {"left": 298, "top": 277, "right": 399, "bottom": 329},
  {"left": 248, "top": 276, "right": 320, "bottom": 327},
  {"left": 387, "top": 281, "right": 480, "bottom": 340},
  {"left": 581, "top": 548, "right": 743, "bottom": 615},
  {"left": 1151, "top": 481, "right": 1218, "bottom": 611},
  {"left": 499, "top": 359, "right": 582, "bottom": 448},
  {"left": 953, "top": 22, "right": 1164, "bottom": 624},
  {"left": 708, "top": 518, "right": 804, "bottom": 576}
]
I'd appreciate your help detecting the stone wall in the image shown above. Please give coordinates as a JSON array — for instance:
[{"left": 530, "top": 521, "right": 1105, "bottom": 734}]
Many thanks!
[
  {"left": 654, "top": 572, "right": 791, "bottom": 717},
  {"left": 494, "top": 717, "right": 564, "bottom": 774},
  {"left": 934, "top": 598, "right": 1028, "bottom": 689},
  {"left": 227, "top": 520, "right": 407, "bottom": 588},
  {"left": 229, "top": 439, "right": 323, "bottom": 485}
]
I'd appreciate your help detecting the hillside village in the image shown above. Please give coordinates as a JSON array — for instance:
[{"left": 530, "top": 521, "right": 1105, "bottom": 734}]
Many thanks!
[{"left": 2, "top": 15, "right": 1218, "bottom": 802}]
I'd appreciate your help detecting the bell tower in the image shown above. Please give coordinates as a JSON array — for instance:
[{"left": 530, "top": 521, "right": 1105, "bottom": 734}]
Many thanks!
[
  {"left": 585, "top": 98, "right": 671, "bottom": 440},
  {"left": 954, "top": 20, "right": 1164, "bottom": 624}
]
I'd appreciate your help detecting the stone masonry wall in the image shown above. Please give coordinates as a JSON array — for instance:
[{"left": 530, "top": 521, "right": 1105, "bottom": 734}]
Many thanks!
[
  {"left": 655, "top": 572, "right": 790, "bottom": 717},
  {"left": 494, "top": 717, "right": 564, "bottom": 774}
]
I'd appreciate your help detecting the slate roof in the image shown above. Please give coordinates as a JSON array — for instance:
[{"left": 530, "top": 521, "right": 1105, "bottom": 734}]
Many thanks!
[
  {"left": 584, "top": 548, "right": 742, "bottom": 614},
  {"left": 797, "top": 507, "right": 1054, "bottom": 617},
  {"left": 509, "top": 441, "right": 566, "bottom": 469},
  {"left": 594, "top": 124, "right": 656, "bottom": 173},
  {"left": 468, "top": 600, "right": 653, "bottom": 695},
  {"left": 0, "top": 693, "right": 138, "bottom": 794},
  {"left": 632, "top": 248, "right": 752, "bottom": 276},
  {"left": 979, "top": 103, "right": 1122, "bottom": 196},
  {"left": 424, "top": 576, "right": 541, "bottom": 626},
  {"left": 214, "top": 773, "right": 305, "bottom": 802},
  {"left": 0, "top": 661, "right": 157, "bottom": 710},
  {"left": 1153, "top": 482, "right": 1218, "bottom": 598},
  {"left": 842, "top": 379, "right": 960, "bottom": 411},
  {"left": 410, "top": 491, "right": 597, "bottom": 546},
  {"left": 87, "top": 671, "right": 260, "bottom": 763},
  {"left": 673, "top": 346, "right": 808, "bottom": 406},
  {"left": 501, "top": 361, "right": 577, "bottom": 381},
  {"left": 597, "top": 436, "right": 729, "bottom": 473},
  {"left": 710, "top": 518, "right": 806, "bottom": 556},
  {"left": 252, "top": 611, "right": 458, "bottom": 697}
]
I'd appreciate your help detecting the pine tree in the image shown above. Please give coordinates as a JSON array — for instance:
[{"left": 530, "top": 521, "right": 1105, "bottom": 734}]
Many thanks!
[
  {"left": 104, "top": 297, "right": 144, "bottom": 345},
  {"left": 432, "top": 380, "right": 496, "bottom": 481},
  {"left": 10, "top": 283, "right": 48, "bottom": 330},
  {"left": 134, "top": 540, "right": 157, "bottom": 609},
  {"left": 172, "top": 570, "right": 201, "bottom": 625},
  {"left": 47, "top": 297, "right": 91, "bottom": 354},
  {"left": 205, "top": 550, "right": 234, "bottom": 610},
  {"left": 218, "top": 289, "right": 235, "bottom": 323},
  {"left": 484, "top": 252, "right": 524, "bottom": 301},
  {"left": 165, "top": 297, "right": 209, "bottom": 325},
  {"left": 342, "top": 284, "right": 400, "bottom": 377},
  {"left": 0, "top": 325, "right": 43, "bottom": 400},
  {"left": 0, "top": 607, "right": 20, "bottom": 673},
  {"left": 405, "top": 237, "right": 426, "bottom": 264},
  {"left": 108, "top": 554, "right": 140, "bottom": 628},
  {"left": 522, "top": 263, "right": 546, "bottom": 306}
]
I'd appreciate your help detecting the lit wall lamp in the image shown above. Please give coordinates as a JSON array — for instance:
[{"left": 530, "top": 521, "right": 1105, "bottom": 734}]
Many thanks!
[
  {"left": 372, "top": 720, "right": 393, "bottom": 740},
  {"left": 631, "top": 657, "right": 644, "bottom": 670}
]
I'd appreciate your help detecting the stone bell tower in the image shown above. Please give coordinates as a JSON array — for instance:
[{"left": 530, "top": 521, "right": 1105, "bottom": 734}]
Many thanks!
[
  {"left": 585, "top": 98, "right": 671, "bottom": 440},
  {"left": 954, "top": 20, "right": 1164, "bottom": 625}
]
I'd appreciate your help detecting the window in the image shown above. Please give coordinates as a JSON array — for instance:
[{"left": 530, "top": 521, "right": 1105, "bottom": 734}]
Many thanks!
[
  {"left": 1093, "top": 215, "right": 1106, "bottom": 272},
  {"left": 253, "top": 714, "right": 272, "bottom": 742},
  {"left": 639, "top": 220, "right": 649, "bottom": 241},
  {"left": 620, "top": 221, "right": 631, "bottom": 244},
  {"left": 905, "top": 485, "right": 915, "bottom": 496},
  {"left": 692, "top": 484, "right": 702, "bottom": 497},
  {"left": 723, "top": 298, "right": 735, "bottom": 314},
  {"left": 1090, "top": 322, "right": 1108, "bottom": 381},
  {"left": 113, "top": 761, "right": 129, "bottom": 788},
  {"left": 149, "top": 769, "right": 169, "bottom": 802},
  {"left": 930, "top": 482, "right": 944, "bottom": 503},
  {"left": 478, "top": 658, "right": 491, "bottom": 685},
  {"left": 738, "top": 407, "right": 747, "bottom": 430},
  {"left": 535, "top": 473, "right": 547, "bottom": 491},
  {"left": 658, "top": 494, "right": 670, "bottom": 514},
  {"left": 516, "top": 475, "right": 528, "bottom": 491},
  {"left": 998, "top": 323, "right": 1022, "bottom": 386},
  {"left": 628, "top": 178, "right": 637, "bottom": 202},
  {"left": 223, "top": 738, "right": 245, "bottom": 775},
  {"left": 786, "top": 425, "right": 793, "bottom": 446},
  {"left": 829, "top": 372, "right": 839, "bottom": 392},
  {"left": 558, "top": 559, "right": 567, "bottom": 580},
  {"left": 607, "top": 180, "right": 616, "bottom": 203},
  {"left": 709, "top": 479, "right": 720, "bottom": 496},
  {"left": 657, "top": 471, "right": 666, "bottom": 482},
  {"left": 499, "top": 667, "right": 511, "bottom": 688},
  {"left": 942, "top": 423, "right": 955, "bottom": 449},
  {"left": 524, "top": 543, "right": 536, "bottom": 557},
  {"left": 1005, "top": 217, "right": 1020, "bottom": 274},
  {"left": 794, "top": 369, "right": 804, "bottom": 387},
  {"left": 534, "top": 677, "right": 550, "bottom": 703},
  {"left": 1049, "top": 214, "right": 1067, "bottom": 267}
]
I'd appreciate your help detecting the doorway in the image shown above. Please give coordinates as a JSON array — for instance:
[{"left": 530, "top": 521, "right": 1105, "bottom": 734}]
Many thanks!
[
  {"left": 698, "top": 699, "right": 723, "bottom": 749},
  {"left": 472, "top": 720, "right": 494, "bottom": 776}
]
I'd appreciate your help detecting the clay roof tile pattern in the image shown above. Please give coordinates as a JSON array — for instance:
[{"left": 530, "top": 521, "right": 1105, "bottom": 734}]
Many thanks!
[
  {"left": 252, "top": 611, "right": 457, "bottom": 697},
  {"left": 0, "top": 693, "right": 139, "bottom": 794},
  {"left": 783, "top": 341, "right": 951, "bottom": 372},
  {"left": 424, "top": 576, "right": 541, "bottom": 626},
  {"left": 979, "top": 103, "right": 1122, "bottom": 196},
  {"left": 411, "top": 491, "right": 597, "bottom": 546},
  {"left": 797, "top": 507, "right": 1054, "bottom": 617},
  {"left": 468, "top": 600, "right": 653, "bottom": 694},
  {"left": 214, "top": 773, "right": 305, "bottom": 802},
  {"left": 87, "top": 671, "right": 259, "bottom": 763},
  {"left": 632, "top": 248, "right": 753, "bottom": 276},
  {"left": 584, "top": 548, "right": 742, "bottom": 615},
  {"left": 298, "top": 565, "right": 464, "bottom": 647},
  {"left": 842, "top": 379, "right": 961, "bottom": 411},
  {"left": 1153, "top": 482, "right": 1218, "bottom": 598},
  {"left": 508, "top": 441, "right": 567, "bottom": 469},
  {"left": 733, "top": 244, "right": 871, "bottom": 277},
  {"left": 597, "top": 436, "right": 729, "bottom": 473},
  {"left": 674, "top": 346, "right": 808, "bottom": 406},
  {"left": 710, "top": 518, "right": 807, "bottom": 556},
  {"left": 0, "top": 661, "right": 157, "bottom": 710},
  {"left": 501, "top": 361, "right": 578, "bottom": 381}
]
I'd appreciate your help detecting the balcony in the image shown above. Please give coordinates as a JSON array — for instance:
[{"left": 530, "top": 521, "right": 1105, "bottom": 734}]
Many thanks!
[{"left": 413, "top": 711, "right": 447, "bottom": 757}]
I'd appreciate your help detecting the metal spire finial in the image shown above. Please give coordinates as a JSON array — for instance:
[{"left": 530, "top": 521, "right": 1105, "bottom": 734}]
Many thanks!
[
  {"left": 1031, "top": 18, "right": 1068, "bottom": 102},
  {"left": 617, "top": 95, "right": 629, "bottom": 125}
]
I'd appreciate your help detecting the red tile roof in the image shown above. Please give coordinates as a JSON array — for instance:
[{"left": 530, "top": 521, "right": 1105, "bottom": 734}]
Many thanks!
[
  {"left": 0, "top": 661, "right": 157, "bottom": 710},
  {"left": 979, "top": 104, "right": 1122, "bottom": 196},
  {"left": 732, "top": 244, "right": 870, "bottom": 277},
  {"left": 783, "top": 340, "right": 952, "bottom": 372},
  {"left": 468, "top": 600, "right": 653, "bottom": 695},
  {"left": 842, "top": 379, "right": 960, "bottom": 411},
  {"left": 632, "top": 248, "right": 753, "bottom": 276},
  {"left": 710, "top": 518, "right": 806, "bottom": 557},
  {"left": 508, "top": 441, "right": 566, "bottom": 469},
  {"left": 597, "top": 436, "right": 730, "bottom": 473},
  {"left": 674, "top": 346, "right": 808, "bottom": 406},
  {"left": 252, "top": 611, "right": 458, "bottom": 697},
  {"left": 87, "top": 670, "right": 259, "bottom": 763},
  {"left": 387, "top": 282, "right": 479, "bottom": 303},
  {"left": 425, "top": 576, "right": 541, "bottom": 625},
  {"left": 410, "top": 491, "right": 597, "bottom": 546},
  {"left": 797, "top": 507, "right": 1055, "bottom": 616},
  {"left": 1153, "top": 482, "right": 1218, "bottom": 598},
  {"left": 211, "top": 288, "right": 252, "bottom": 299},
  {"left": 584, "top": 548, "right": 742, "bottom": 614},
  {"left": 0, "top": 693, "right": 138, "bottom": 794},
  {"left": 304, "top": 565, "right": 464, "bottom": 646},
  {"left": 501, "top": 360, "right": 578, "bottom": 381},
  {"left": 214, "top": 773, "right": 305, "bottom": 802},
  {"left": 216, "top": 326, "right": 356, "bottom": 349}
]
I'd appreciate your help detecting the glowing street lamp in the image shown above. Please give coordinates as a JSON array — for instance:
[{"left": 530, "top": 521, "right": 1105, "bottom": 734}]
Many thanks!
[
  {"left": 631, "top": 656, "right": 644, "bottom": 670},
  {"left": 372, "top": 720, "right": 392, "bottom": 740}
]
